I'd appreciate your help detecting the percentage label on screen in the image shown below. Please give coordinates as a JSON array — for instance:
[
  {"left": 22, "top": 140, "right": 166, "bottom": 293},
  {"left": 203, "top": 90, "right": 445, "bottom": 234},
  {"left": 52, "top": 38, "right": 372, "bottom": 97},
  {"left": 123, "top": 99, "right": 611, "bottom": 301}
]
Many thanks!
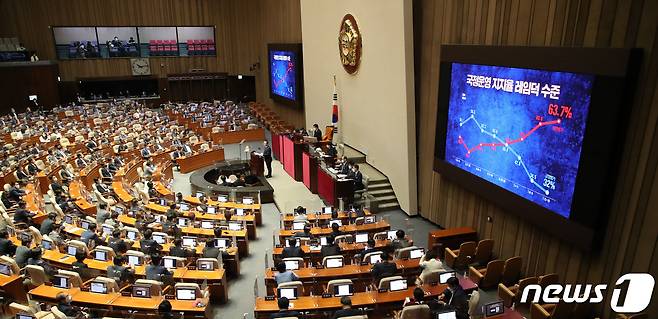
[{"left": 548, "top": 104, "right": 573, "bottom": 119}]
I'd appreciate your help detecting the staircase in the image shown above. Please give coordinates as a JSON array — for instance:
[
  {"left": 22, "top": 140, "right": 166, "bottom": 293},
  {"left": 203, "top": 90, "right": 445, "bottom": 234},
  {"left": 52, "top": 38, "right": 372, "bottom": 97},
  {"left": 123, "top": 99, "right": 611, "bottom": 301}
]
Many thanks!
[{"left": 342, "top": 144, "right": 400, "bottom": 212}]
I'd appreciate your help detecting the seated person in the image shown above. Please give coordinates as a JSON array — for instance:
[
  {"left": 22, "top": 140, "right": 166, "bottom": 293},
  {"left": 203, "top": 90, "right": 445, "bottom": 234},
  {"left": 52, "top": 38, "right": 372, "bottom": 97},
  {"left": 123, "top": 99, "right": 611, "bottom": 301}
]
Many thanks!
[
  {"left": 202, "top": 238, "right": 223, "bottom": 260},
  {"left": 108, "top": 229, "right": 130, "bottom": 255},
  {"left": 294, "top": 225, "right": 312, "bottom": 239},
  {"left": 274, "top": 261, "right": 298, "bottom": 285},
  {"left": 140, "top": 229, "right": 162, "bottom": 255},
  {"left": 158, "top": 299, "right": 175, "bottom": 319},
  {"left": 39, "top": 213, "right": 58, "bottom": 235},
  {"left": 14, "top": 237, "right": 32, "bottom": 268},
  {"left": 438, "top": 277, "right": 469, "bottom": 319},
  {"left": 145, "top": 254, "right": 171, "bottom": 281},
  {"left": 330, "top": 222, "right": 343, "bottom": 237},
  {"left": 360, "top": 239, "right": 380, "bottom": 262},
  {"left": 55, "top": 293, "right": 85, "bottom": 317},
  {"left": 169, "top": 238, "right": 193, "bottom": 258},
  {"left": 395, "top": 287, "right": 440, "bottom": 318},
  {"left": 416, "top": 249, "right": 446, "bottom": 285},
  {"left": 320, "top": 236, "right": 341, "bottom": 258},
  {"left": 388, "top": 229, "right": 411, "bottom": 252},
  {"left": 13, "top": 201, "right": 35, "bottom": 226},
  {"left": 72, "top": 252, "right": 88, "bottom": 271},
  {"left": 270, "top": 297, "right": 300, "bottom": 319},
  {"left": 371, "top": 252, "right": 397, "bottom": 286},
  {"left": 107, "top": 256, "right": 135, "bottom": 284},
  {"left": 81, "top": 223, "right": 105, "bottom": 246},
  {"left": 331, "top": 296, "right": 363, "bottom": 319},
  {"left": 281, "top": 238, "right": 304, "bottom": 259}
]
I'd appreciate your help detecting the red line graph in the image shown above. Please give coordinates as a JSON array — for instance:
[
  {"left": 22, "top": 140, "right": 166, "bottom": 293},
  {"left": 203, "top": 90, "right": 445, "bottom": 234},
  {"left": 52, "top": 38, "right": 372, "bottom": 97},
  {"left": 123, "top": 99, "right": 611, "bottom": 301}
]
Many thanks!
[
  {"left": 458, "top": 118, "right": 561, "bottom": 156},
  {"left": 272, "top": 63, "right": 294, "bottom": 89}
]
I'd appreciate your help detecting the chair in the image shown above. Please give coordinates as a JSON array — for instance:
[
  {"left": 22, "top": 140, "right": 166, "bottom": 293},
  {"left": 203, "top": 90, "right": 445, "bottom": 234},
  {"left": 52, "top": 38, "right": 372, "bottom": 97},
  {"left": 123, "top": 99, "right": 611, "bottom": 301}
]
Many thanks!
[
  {"left": 322, "top": 126, "right": 334, "bottom": 142},
  {"left": 200, "top": 143, "right": 210, "bottom": 151},
  {"left": 468, "top": 259, "right": 505, "bottom": 290},
  {"left": 9, "top": 303, "right": 52, "bottom": 319},
  {"left": 378, "top": 276, "right": 404, "bottom": 290},
  {"left": 468, "top": 290, "right": 481, "bottom": 319},
  {"left": 501, "top": 256, "right": 522, "bottom": 286},
  {"left": 334, "top": 234, "right": 353, "bottom": 244},
  {"left": 57, "top": 269, "right": 83, "bottom": 287},
  {"left": 0, "top": 256, "right": 20, "bottom": 275},
  {"left": 322, "top": 255, "right": 344, "bottom": 267},
  {"left": 363, "top": 251, "right": 383, "bottom": 264},
  {"left": 28, "top": 226, "right": 42, "bottom": 244},
  {"left": 469, "top": 239, "right": 494, "bottom": 266},
  {"left": 95, "top": 190, "right": 116, "bottom": 206},
  {"left": 94, "top": 276, "right": 120, "bottom": 293},
  {"left": 399, "top": 304, "right": 430, "bottom": 319},
  {"left": 196, "top": 258, "right": 220, "bottom": 270},
  {"left": 530, "top": 301, "right": 575, "bottom": 319},
  {"left": 498, "top": 276, "right": 538, "bottom": 308},
  {"left": 419, "top": 269, "right": 442, "bottom": 285},
  {"left": 445, "top": 241, "right": 476, "bottom": 269},
  {"left": 538, "top": 273, "right": 559, "bottom": 287},
  {"left": 23, "top": 265, "right": 47, "bottom": 290},
  {"left": 152, "top": 232, "right": 170, "bottom": 244},
  {"left": 91, "top": 246, "right": 116, "bottom": 261},
  {"left": 326, "top": 279, "right": 353, "bottom": 294},
  {"left": 50, "top": 306, "right": 67, "bottom": 319},
  {"left": 395, "top": 246, "right": 419, "bottom": 259},
  {"left": 373, "top": 231, "right": 388, "bottom": 241},
  {"left": 135, "top": 279, "right": 163, "bottom": 296}
]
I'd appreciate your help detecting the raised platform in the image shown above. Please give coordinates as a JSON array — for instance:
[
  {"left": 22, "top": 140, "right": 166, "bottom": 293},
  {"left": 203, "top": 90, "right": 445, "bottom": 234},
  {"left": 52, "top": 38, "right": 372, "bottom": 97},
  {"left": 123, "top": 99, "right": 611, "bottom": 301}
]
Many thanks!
[{"left": 189, "top": 160, "right": 274, "bottom": 203}]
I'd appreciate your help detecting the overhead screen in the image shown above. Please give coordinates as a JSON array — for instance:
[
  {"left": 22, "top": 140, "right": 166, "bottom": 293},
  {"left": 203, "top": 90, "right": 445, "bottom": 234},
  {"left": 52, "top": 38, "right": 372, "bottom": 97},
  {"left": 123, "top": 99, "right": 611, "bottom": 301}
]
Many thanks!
[
  {"left": 434, "top": 45, "right": 640, "bottom": 250},
  {"left": 268, "top": 43, "right": 303, "bottom": 107}
]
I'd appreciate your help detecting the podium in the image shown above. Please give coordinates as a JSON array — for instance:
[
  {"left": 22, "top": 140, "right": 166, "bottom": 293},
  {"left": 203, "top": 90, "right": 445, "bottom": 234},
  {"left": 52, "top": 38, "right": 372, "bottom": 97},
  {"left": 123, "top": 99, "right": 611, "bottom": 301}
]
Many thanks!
[{"left": 250, "top": 151, "right": 264, "bottom": 176}]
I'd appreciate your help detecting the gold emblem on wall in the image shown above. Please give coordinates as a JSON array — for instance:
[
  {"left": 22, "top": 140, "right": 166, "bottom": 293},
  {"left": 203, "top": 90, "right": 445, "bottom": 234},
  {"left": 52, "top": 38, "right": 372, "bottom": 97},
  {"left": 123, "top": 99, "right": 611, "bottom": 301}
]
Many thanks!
[{"left": 338, "top": 14, "right": 362, "bottom": 74}]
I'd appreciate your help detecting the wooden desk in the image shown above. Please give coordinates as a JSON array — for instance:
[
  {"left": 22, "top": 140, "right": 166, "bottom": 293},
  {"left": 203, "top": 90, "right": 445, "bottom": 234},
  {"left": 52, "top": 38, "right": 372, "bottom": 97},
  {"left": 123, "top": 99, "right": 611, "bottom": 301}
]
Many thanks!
[
  {"left": 68, "top": 181, "right": 96, "bottom": 215},
  {"left": 427, "top": 227, "right": 478, "bottom": 258},
  {"left": 281, "top": 210, "right": 372, "bottom": 228},
  {"left": 0, "top": 273, "right": 28, "bottom": 303},
  {"left": 277, "top": 220, "right": 390, "bottom": 243},
  {"left": 178, "top": 148, "right": 225, "bottom": 174},
  {"left": 264, "top": 259, "right": 422, "bottom": 295},
  {"left": 37, "top": 165, "right": 61, "bottom": 194},
  {"left": 29, "top": 284, "right": 212, "bottom": 316},
  {"left": 317, "top": 165, "right": 353, "bottom": 207},
  {"left": 210, "top": 127, "right": 265, "bottom": 145},
  {"left": 254, "top": 277, "right": 478, "bottom": 318},
  {"left": 111, "top": 181, "right": 134, "bottom": 202},
  {"left": 271, "top": 239, "right": 402, "bottom": 265},
  {"left": 183, "top": 195, "right": 262, "bottom": 226}
]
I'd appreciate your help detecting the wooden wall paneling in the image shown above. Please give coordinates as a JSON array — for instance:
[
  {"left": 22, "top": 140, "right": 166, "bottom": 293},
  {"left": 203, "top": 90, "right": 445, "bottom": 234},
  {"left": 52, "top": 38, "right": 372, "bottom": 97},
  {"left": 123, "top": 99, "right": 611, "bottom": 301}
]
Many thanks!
[{"left": 414, "top": 0, "right": 658, "bottom": 316}]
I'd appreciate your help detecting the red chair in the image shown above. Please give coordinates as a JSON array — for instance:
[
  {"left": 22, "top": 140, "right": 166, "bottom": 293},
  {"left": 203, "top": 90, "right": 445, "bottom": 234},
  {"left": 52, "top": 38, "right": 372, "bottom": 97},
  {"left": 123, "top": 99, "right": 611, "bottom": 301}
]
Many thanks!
[
  {"left": 156, "top": 40, "right": 165, "bottom": 53},
  {"left": 187, "top": 40, "right": 195, "bottom": 56}
]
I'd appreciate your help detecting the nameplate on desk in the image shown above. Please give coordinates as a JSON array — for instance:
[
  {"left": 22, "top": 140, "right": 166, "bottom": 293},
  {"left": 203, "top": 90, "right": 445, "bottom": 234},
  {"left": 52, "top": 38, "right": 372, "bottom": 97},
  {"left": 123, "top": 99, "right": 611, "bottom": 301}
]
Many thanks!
[
  {"left": 315, "top": 265, "right": 324, "bottom": 269},
  {"left": 121, "top": 291, "right": 131, "bottom": 296},
  {"left": 378, "top": 288, "right": 387, "bottom": 293},
  {"left": 270, "top": 267, "right": 277, "bottom": 271},
  {"left": 187, "top": 266, "right": 197, "bottom": 270},
  {"left": 402, "top": 257, "right": 409, "bottom": 261},
  {"left": 430, "top": 281, "right": 438, "bottom": 286},
  {"left": 275, "top": 244, "right": 282, "bottom": 248},
  {"left": 321, "top": 293, "right": 332, "bottom": 298},
  {"left": 360, "top": 261, "right": 368, "bottom": 266},
  {"left": 165, "top": 295, "right": 175, "bottom": 300},
  {"left": 264, "top": 296, "right": 275, "bottom": 301},
  {"left": 45, "top": 282, "right": 53, "bottom": 286},
  {"left": 80, "top": 287, "right": 90, "bottom": 292}
]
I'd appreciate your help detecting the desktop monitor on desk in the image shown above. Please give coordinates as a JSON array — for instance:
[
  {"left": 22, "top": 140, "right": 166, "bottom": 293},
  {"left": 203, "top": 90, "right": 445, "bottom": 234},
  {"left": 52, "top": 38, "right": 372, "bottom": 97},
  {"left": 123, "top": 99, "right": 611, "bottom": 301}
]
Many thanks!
[
  {"left": 196, "top": 192, "right": 204, "bottom": 198},
  {"left": 94, "top": 250, "right": 107, "bottom": 261},
  {"left": 179, "top": 203, "right": 190, "bottom": 211},
  {"left": 153, "top": 234, "right": 166, "bottom": 244},
  {"left": 0, "top": 263, "right": 12, "bottom": 276},
  {"left": 389, "top": 279, "right": 408, "bottom": 292},
  {"left": 235, "top": 208, "right": 245, "bottom": 216},
  {"left": 159, "top": 199, "right": 167, "bottom": 206},
  {"left": 484, "top": 301, "right": 505, "bottom": 317},
  {"left": 284, "top": 260, "right": 300, "bottom": 270},
  {"left": 79, "top": 220, "right": 90, "bottom": 230},
  {"left": 52, "top": 275, "right": 69, "bottom": 289},
  {"left": 41, "top": 239, "right": 53, "bottom": 250},
  {"left": 90, "top": 281, "right": 107, "bottom": 294},
  {"left": 277, "top": 287, "right": 298, "bottom": 300},
  {"left": 182, "top": 236, "right": 197, "bottom": 247},
  {"left": 64, "top": 215, "right": 74, "bottom": 224},
  {"left": 215, "top": 238, "right": 230, "bottom": 248},
  {"left": 201, "top": 221, "right": 214, "bottom": 229},
  {"left": 177, "top": 218, "right": 190, "bottom": 227},
  {"left": 329, "top": 219, "right": 342, "bottom": 227},
  {"left": 368, "top": 254, "right": 382, "bottom": 264},
  {"left": 207, "top": 206, "right": 216, "bottom": 214},
  {"left": 126, "top": 230, "right": 138, "bottom": 241},
  {"left": 364, "top": 215, "right": 376, "bottom": 224},
  {"left": 285, "top": 238, "right": 300, "bottom": 248},
  {"left": 176, "top": 287, "right": 197, "bottom": 300},
  {"left": 386, "top": 230, "right": 398, "bottom": 240},
  {"left": 292, "top": 222, "right": 306, "bottom": 230},
  {"left": 439, "top": 271, "right": 457, "bottom": 284},
  {"left": 319, "top": 236, "right": 328, "bottom": 246},
  {"left": 198, "top": 260, "right": 214, "bottom": 270},
  {"left": 409, "top": 248, "right": 425, "bottom": 259},
  {"left": 66, "top": 245, "right": 77, "bottom": 256},
  {"left": 438, "top": 311, "right": 457, "bottom": 319},
  {"left": 127, "top": 255, "right": 142, "bottom": 266},
  {"left": 322, "top": 207, "right": 333, "bottom": 214},
  {"left": 355, "top": 233, "right": 369, "bottom": 243},
  {"left": 242, "top": 197, "right": 254, "bottom": 204},
  {"left": 163, "top": 257, "right": 177, "bottom": 269},
  {"left": 228, "top": 222, "right": 242, "bottom": 231},
  {"left": 218, "top": 195, "right": 228, "bottom": 202},
  {"left": 102, "top": 225, "right": 113, "bottom": 236},
  {"left": 132, "top": 285, "right": 151, "bottom": 298},
  {"left": 325, "top": 258, "right": 343, "bottom": 269},
  {"left": 333, "top": 283, "right": 354, "bottom": 297}
]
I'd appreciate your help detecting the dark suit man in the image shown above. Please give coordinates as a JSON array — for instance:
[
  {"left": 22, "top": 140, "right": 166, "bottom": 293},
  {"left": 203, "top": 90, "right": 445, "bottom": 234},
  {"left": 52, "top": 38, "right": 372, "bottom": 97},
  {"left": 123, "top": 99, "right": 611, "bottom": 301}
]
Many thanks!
[
  {"left": 15, "top": 168, "right": 28, "bottom": 181},
  {"left": 331, "top": 296, "right": 363, "bottom": 319},
  {"left": 371, "top": 252, "right": 397, "bottom": 284},
  {"left": 0, "top": 230, "right": 17, "bottom": 256},
  {"left": 270, "top": 297, "right": 300, "bottom": 319},
  {"left": 312, "top": 124, "right": 323, "bottom": 141},
  {"left": 349, "top": 164, "right": 364, "bottom": 191},
  {"left": 320, "top": 236, "right": 341, "bottom": 258},
  {"left": 281, "top": 238, "right": 304, "bottom": 258},
  {"left": 439, "top": 277, "right": 470, "bottom": 319},
  {"left": 263, "top": 140, "right": 272, "bottom": 178},
  {"left": 145, "top": 255, "right": 171, "bottom": 281}
]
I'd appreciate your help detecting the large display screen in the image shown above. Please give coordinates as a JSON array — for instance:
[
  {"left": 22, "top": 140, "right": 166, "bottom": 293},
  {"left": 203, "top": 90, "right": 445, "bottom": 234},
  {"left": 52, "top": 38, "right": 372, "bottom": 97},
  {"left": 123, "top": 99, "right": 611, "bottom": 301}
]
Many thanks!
[
  {"left": 444, "top": 63, "right": 594, "bottom": 218},
  {"left": 268, "top": 43, "right": 303, "bottom": 107},
  {"left": 269, "top": 50, "right": 298, "bottom": 101}
]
